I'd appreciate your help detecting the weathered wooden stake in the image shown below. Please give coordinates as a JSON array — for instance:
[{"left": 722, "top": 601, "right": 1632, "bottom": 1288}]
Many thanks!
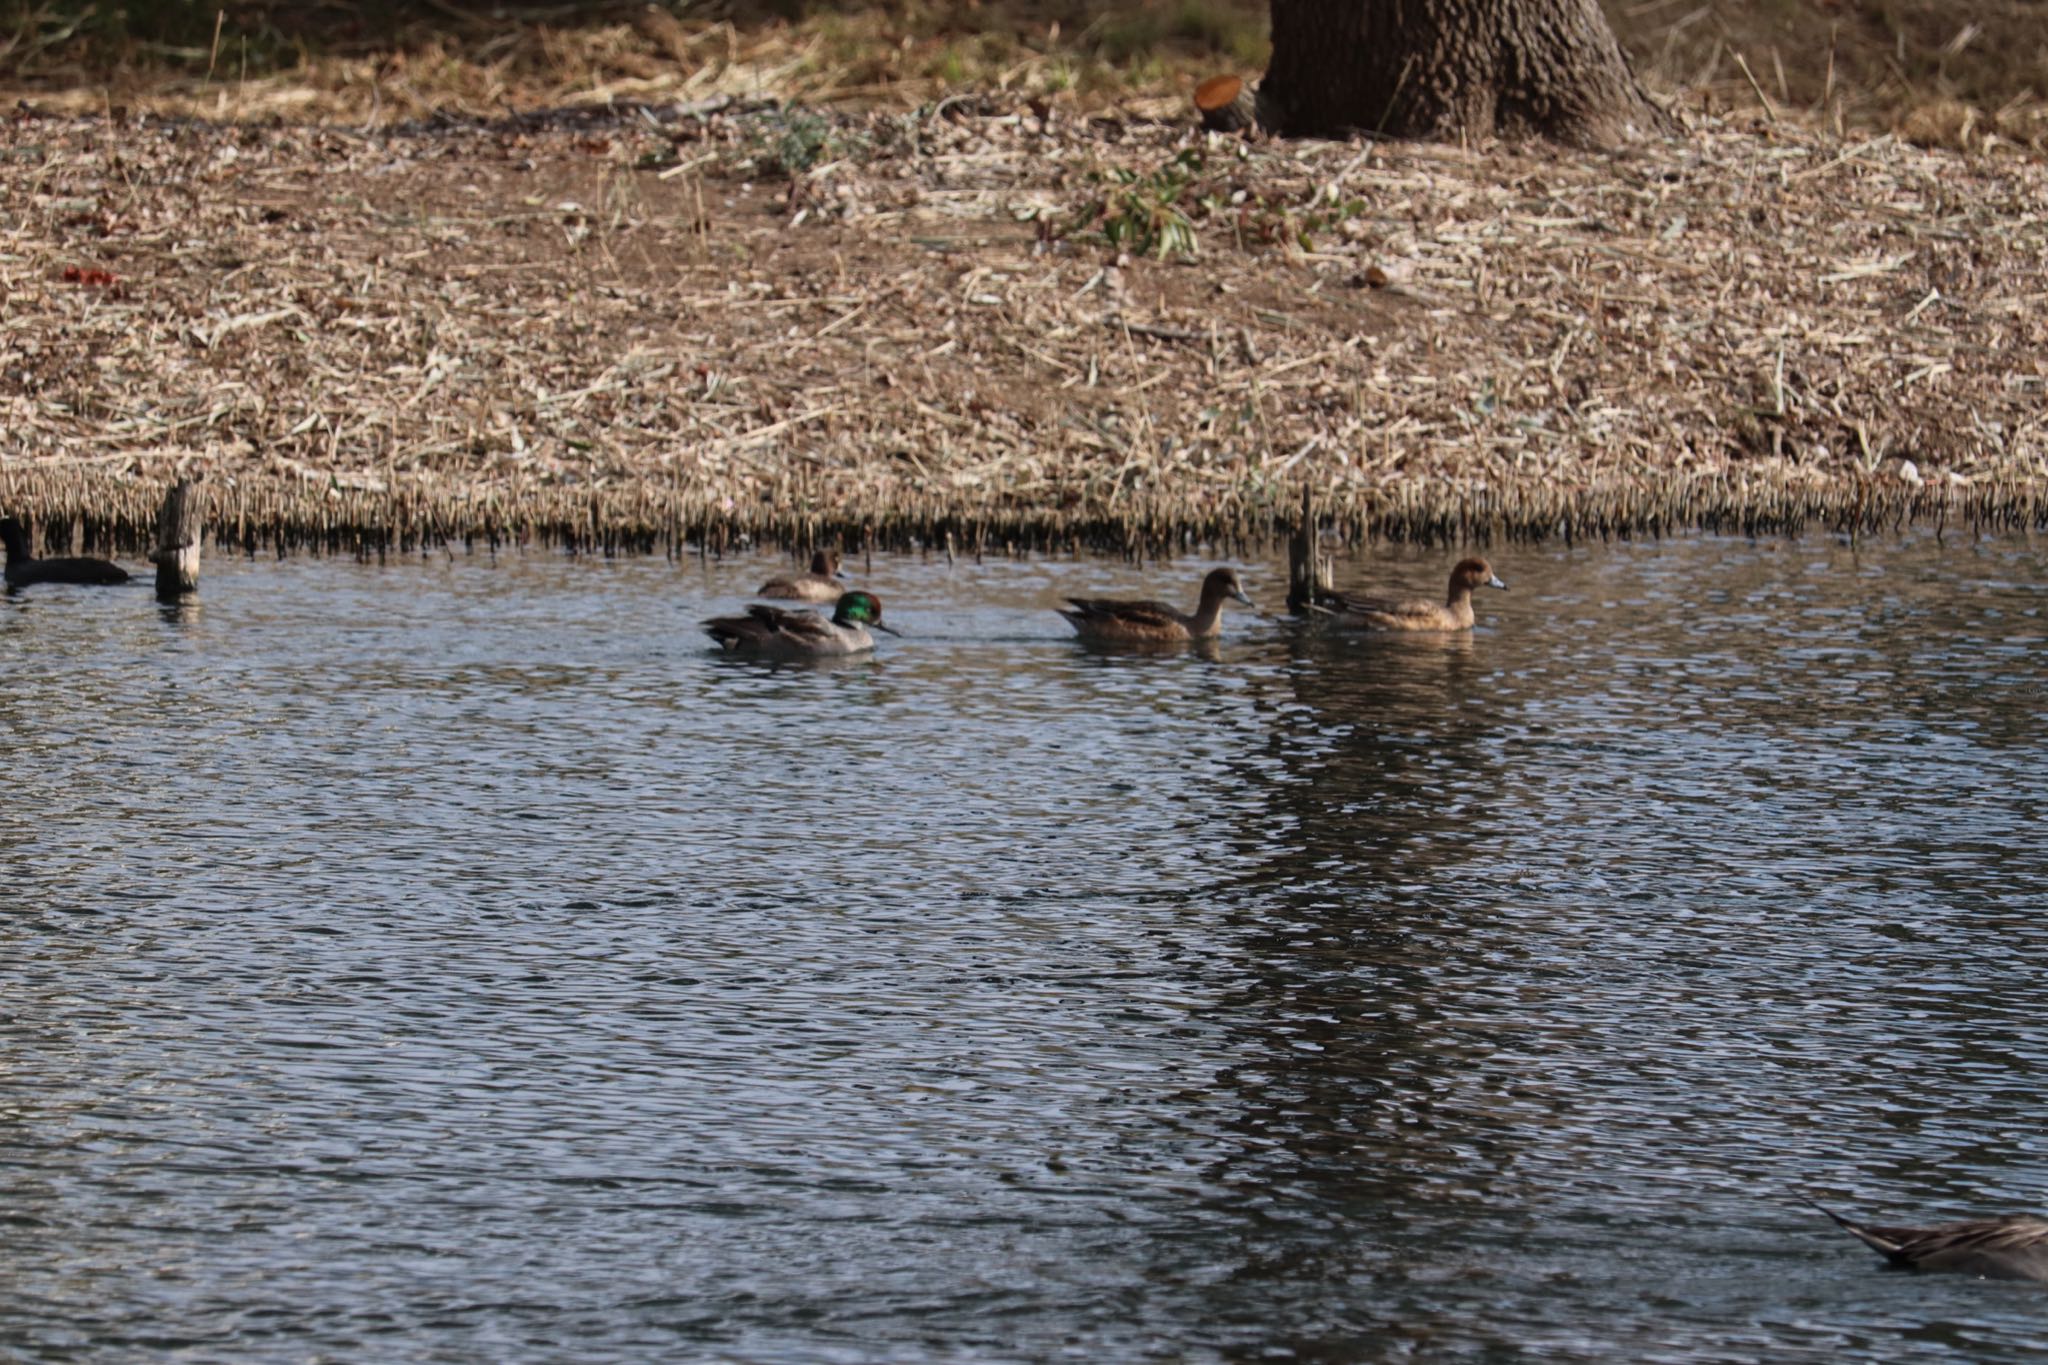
[
  {"left": 1287, "top": 483, "right": 1331, "bottom": 614},
  {"left": 152, "top": 478, "right": 203, "bottom": 601}
]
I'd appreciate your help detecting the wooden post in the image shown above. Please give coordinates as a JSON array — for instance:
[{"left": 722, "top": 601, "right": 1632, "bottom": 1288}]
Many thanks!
[
  {"left": 1286, "top": 483, "right": 1331, "bottom": 614},
  {"left": 152, "top": 478, "right": 203, "bottom": 601}
]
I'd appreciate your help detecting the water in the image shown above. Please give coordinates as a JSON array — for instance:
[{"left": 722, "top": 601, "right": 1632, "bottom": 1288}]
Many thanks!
[{"left": 4, "top": 535, "right": 2046, "bottom": 1362}]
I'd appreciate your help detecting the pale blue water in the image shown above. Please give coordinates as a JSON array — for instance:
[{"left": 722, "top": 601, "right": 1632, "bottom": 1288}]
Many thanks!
[{"left": 4, "top": 534, "right": 2046, "bottom": 1361}]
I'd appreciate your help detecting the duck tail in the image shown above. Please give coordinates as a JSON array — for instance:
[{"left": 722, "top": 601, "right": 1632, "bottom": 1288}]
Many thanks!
[
  {"left": 1793, "top": 1189, "right": 1855, "bottom": 1229},
  {"left": 1793, "top": 1188, "right": 1907, "bottom": 1258}
]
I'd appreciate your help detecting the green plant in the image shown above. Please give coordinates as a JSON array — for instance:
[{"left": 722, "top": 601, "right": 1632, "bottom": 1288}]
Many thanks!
[
  {"left": 749, "top": 107, "right": 839, "bottom": 179},
  {"left": 1232, "top": 183, "right": 1371, "bottom": 253},
  {"left": 1073, "top": 147, "right": 1206, "bottom": 259},
  {"left": 1058, "top": 147, "right": 1372, "bottom": 260}
]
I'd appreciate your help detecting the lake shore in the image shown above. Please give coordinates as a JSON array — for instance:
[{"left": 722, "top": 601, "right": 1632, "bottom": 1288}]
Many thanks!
[{"left": 5, "top": 97, "right": 2044, "bottom": 553}]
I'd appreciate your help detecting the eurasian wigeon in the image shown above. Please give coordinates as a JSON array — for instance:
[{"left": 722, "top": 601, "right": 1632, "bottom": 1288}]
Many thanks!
[
  {"left": 1321, "top": 557, "right": 1505, "bottom": 632},
  {"left": 1057, "top": 567, "right": 1254, "bottom": 643}
]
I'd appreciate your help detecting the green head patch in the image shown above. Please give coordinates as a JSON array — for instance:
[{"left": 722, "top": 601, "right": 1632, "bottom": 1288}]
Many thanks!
[{"left": 836, "top": 591, "right": 883, "bottom": 625}]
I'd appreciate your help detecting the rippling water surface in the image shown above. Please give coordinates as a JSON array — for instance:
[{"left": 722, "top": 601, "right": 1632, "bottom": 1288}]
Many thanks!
[{"left": 5, "top": 535, "right": 2047, "bottom": 1361}]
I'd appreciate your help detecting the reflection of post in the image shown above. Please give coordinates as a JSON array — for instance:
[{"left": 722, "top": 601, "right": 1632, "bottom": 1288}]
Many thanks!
[
  {"left": 1286, "top": 483, "right": 1329, "bottom": 614},
  {"left": 152, "top": 478, "right": 203, "bottom": 602}
]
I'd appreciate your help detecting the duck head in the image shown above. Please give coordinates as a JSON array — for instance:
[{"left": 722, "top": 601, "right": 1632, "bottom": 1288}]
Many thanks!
[
  {"left": 811, "top": 549, "right": 847, "bottom": 579},
  {"left": 1202, "top": 567, "right": 1255, "bottom": 608},
  {"left": 1453, "top": 558, "right": 1506, "bottom": 592},
  {"left": 833, "top": 590, "right": 899, "bottom": 635}
]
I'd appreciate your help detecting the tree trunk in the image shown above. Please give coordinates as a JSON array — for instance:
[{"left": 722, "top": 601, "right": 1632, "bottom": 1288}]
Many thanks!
[{"left": 1262, "top": 0, "right": 1667, "bottom": 147}]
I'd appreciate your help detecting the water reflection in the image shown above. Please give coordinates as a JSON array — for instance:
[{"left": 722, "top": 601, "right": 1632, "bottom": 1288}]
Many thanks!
[
  {"left": 1183, "top": 620, "right": 1540, "bottom": 1355},
  {"left": 2, "top": 538, "right": 2046, "bottom": 1361},
  {"left": 1068, "top": 635, "right": 1227, "bottom": 662}
]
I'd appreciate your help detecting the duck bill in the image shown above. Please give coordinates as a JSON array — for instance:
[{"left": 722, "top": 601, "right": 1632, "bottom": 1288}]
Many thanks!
[
  {"left": 1487, "top": 576, "right": 1507, "bottom": 591},
  {"left": 871, "top": 621, "right": 902, "bottom": 636},
  {"left": 1232, "top": 589, "right": 1255, "bottom": 607}
]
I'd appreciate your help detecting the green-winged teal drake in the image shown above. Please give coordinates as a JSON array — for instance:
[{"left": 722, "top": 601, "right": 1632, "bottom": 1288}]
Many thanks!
[
  {"left": 1057, "top": 567, "right": 1253, "bottom": 643},
  {"left": 1804, "top": 1196, "right": 2048, "bottom": 1283},
  {"left": 706, "top": 590, "right": 898, "bottom": 658},
  {"left": 0, "top": 517, "right": 129, "bottom": 588},
  {"left": 757, "top": 550, "right": 847, "bottom": 603},
  {"left": 1320, "top": 557, "right": 1505, "bottom": 632}
]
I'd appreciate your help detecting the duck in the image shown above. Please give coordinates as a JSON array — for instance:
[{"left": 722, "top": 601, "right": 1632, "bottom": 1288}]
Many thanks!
[
  {"left": 705, "top": 590, "right": 899, "bottom": 658},
  {"left": 1319, "top": 557, "right": 1505, "bottom": 631},
  {"left": 1057, "top": 567, "right": 1254, "bottom": 643},
  {"left": 0, "top": 516, "right": 130, "bottom": 588},
  {"left": 1802, "top": 1195, "right": 2048, "bottom": 1283},
  {"left": 757, "top": 550, "right": 847, "bottom": 603}
]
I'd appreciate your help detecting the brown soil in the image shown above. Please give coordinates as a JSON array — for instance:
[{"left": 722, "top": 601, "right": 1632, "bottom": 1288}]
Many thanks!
[{"left": 5, "top": 93, "right": 2044, "bottom": 552}]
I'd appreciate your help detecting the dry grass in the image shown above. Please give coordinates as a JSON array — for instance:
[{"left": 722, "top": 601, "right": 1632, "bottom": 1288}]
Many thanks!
[
  {"left": 3, "top": 92, "right": 2044, "bottom": 554},
  {"left": 5, "top": 0, "right": 2044, "bottom": 149},
  {"left": 2, "top": 1, "right": 2045, "bottom": 552},
  {"left": 1617, "top": 0, "right": 2048, "bottom": 155},
  {"left": 0, "top": 0, "right": 1265, "bottom": 124}
]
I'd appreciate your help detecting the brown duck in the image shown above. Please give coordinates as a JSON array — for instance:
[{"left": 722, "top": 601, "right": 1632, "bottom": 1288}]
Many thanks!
[
  {"left": 758, "top": 550, "right": 847, "bottom": 603},
  {"left": 1320, "top": 557, "right": 1505, "bottom": 632},
  {"left": 1057, "top": 567, "right": 1254, "bottom": 643}
]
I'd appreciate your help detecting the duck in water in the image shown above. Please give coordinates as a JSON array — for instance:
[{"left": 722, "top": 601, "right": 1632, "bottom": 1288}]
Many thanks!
[
  {"left": 0, "top": 517, "right": 130, "bottom": 588},
  {"left": 1802, "top": 1195, "right": 2048, "bottom": 1283},
  {"left": 1320, "top": 558, "right": 1505, "bottom": 632},
  {"left": 1056, "top": 567, "right": 1254, "bottom": 643},
  {"left": 757, "top": 550, "right": 848, "bottom": 603},
  {"left": 705, "top": 590, "right": 899, "bottom": 658}
]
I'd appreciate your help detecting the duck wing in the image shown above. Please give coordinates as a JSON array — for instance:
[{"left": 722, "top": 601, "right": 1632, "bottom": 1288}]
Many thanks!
[
  {"left": 704, "top": 612, "right": 768, "bottom": 649},
  {"left": 1059, "top": 597, "right": 1183, "bottom": 630},
  {"left": 757, "top": 574, "right": 828, "bottom": 599},
  {"left": 705, "top": 603, "right": 827, "bottom": 650},
  {"left": 1319, "top": 590, "right": 1437, "bottom": 627},
  {"left": 745, "top": 603, "right": 836, "bottom": 643}
]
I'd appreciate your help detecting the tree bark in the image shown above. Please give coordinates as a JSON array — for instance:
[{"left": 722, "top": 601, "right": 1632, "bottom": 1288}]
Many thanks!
[{"left": 1263, "top": 0, "right": 1668, "bottom": 147}]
